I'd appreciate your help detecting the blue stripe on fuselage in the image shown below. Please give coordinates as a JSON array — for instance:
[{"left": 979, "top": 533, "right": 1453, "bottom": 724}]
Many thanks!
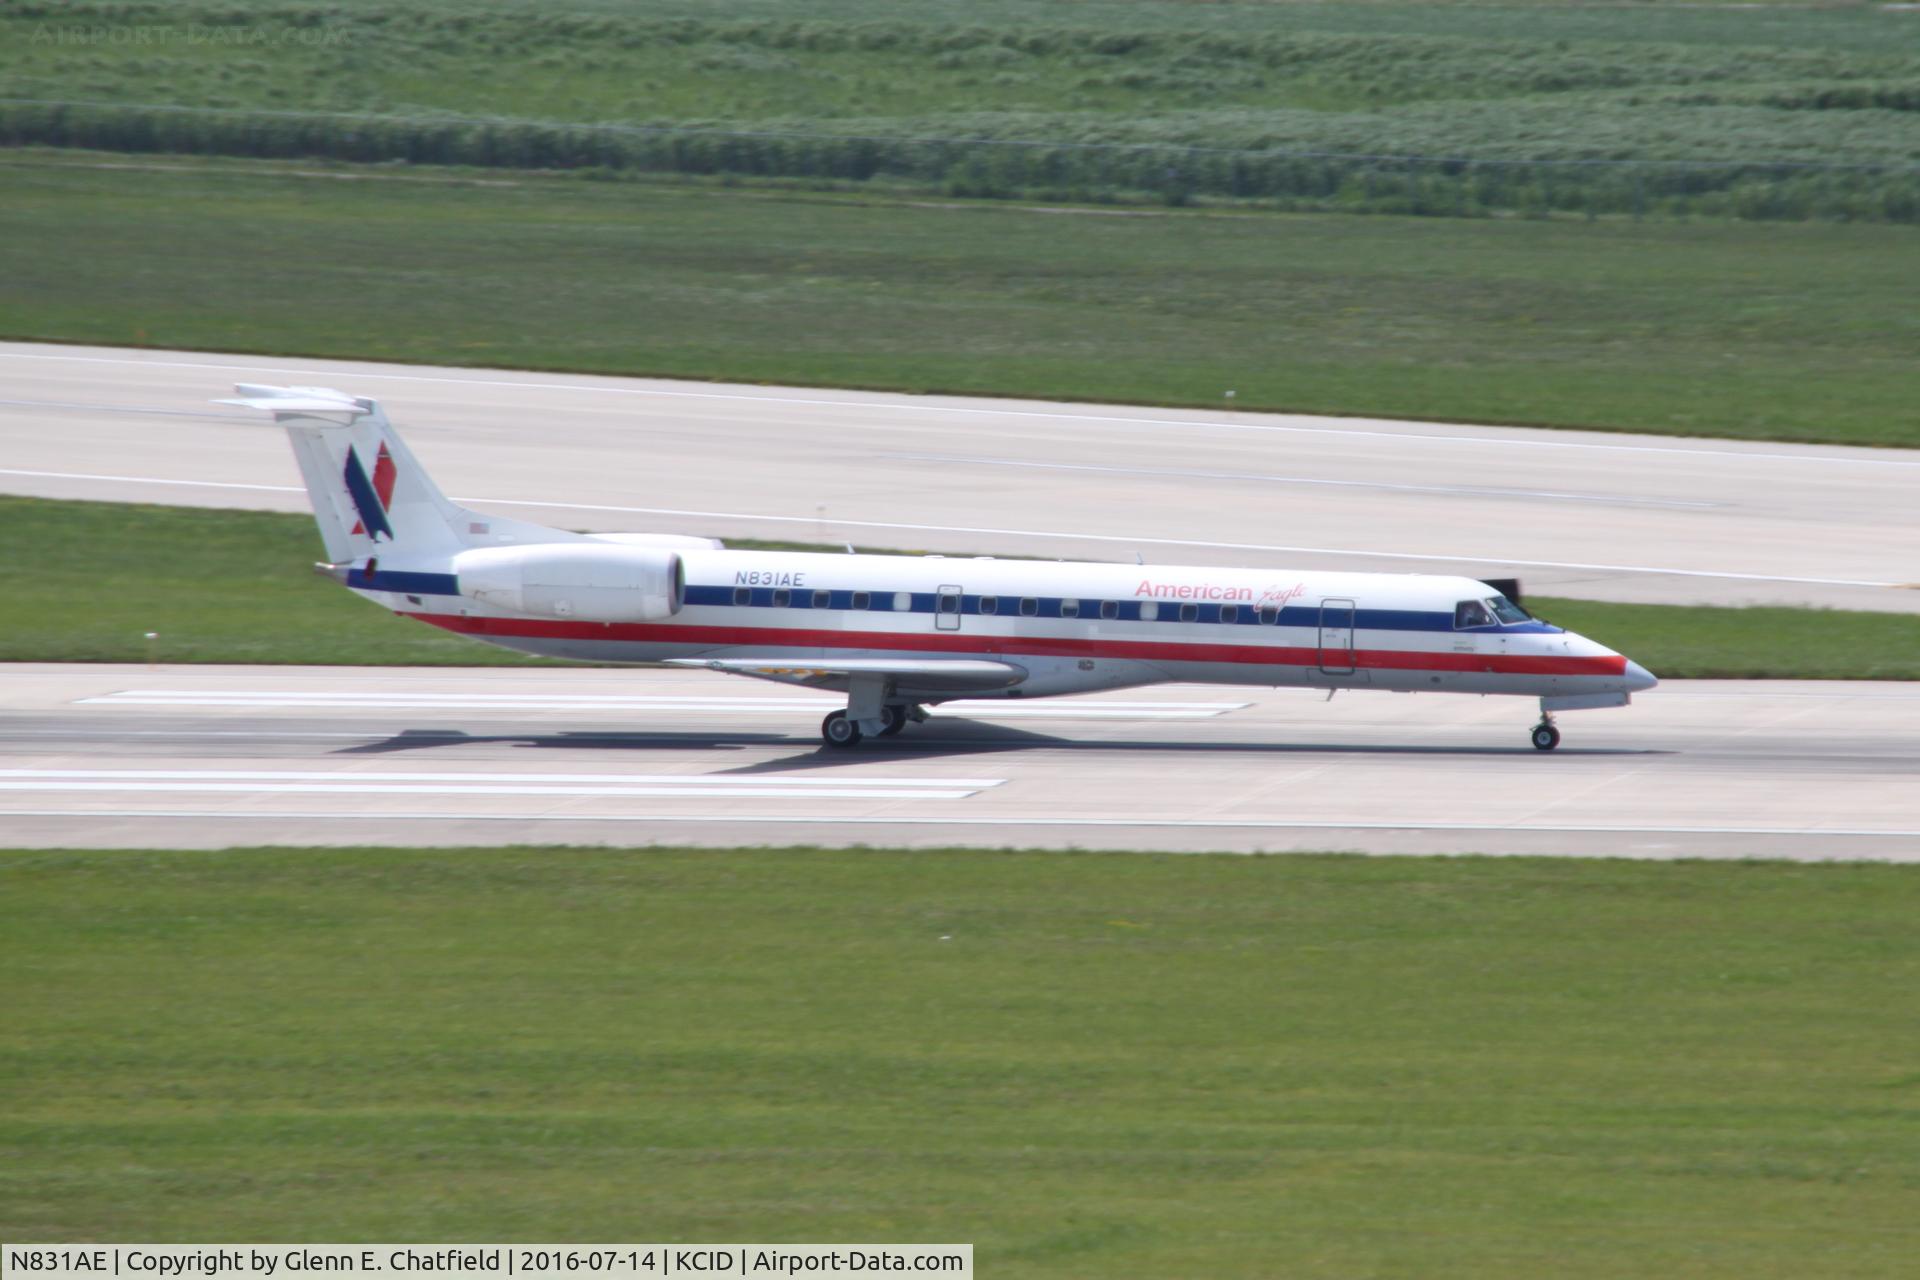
[
  {"left": 345, "top": 574, "right": 1561, "bottom": 635},
  {"left": 678, "top": 584, "right": 1561, "bottom": 634}
]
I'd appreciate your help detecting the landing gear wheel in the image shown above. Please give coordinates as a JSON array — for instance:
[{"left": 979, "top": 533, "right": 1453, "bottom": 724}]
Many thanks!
[
  {"left": 878, "top": 705, "right": 908, "bottom": 737},
  {"left": 1531, "top": 722, "right": 1561, "bottom": 752},
  {"left": 822, "top": 710, "right": 863, "bottom": 749}
]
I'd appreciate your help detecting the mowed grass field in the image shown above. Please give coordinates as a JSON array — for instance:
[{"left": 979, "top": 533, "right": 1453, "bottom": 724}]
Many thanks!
[
  {"left": 2, "top": 157, "right": 1917, "bottom": 445},
  {"left": 4, "top": 847, "right": 1920, "bottom": 1274},
  {"left": 4, "top": 494, "right": 1918, "bottom": 680}
]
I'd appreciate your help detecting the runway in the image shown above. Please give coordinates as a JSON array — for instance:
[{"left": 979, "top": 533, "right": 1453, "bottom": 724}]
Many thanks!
[
  {"left": 4, "top": 341, "right": 1918, "bottom": 613},
  {"left": 4, "top": 665, "right": 1917, "bottom": 860}
]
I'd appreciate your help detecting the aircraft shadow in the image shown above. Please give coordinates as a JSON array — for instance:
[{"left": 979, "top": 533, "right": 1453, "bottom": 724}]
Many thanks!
[
  {"left": 332, "top": 722, "right": 1670, "bottom": 767},
  {"left": 333, "top": 728, "right": 793, "bottom": 755}
]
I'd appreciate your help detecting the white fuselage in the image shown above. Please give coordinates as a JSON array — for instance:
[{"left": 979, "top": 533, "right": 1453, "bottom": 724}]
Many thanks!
[{"left": 353, "top": 549, "right": 1651, "bottom": 703}]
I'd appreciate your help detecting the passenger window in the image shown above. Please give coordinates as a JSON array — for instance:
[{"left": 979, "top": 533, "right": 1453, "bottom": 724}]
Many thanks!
[
  {"left": 1061, "top": 600, "right": 1080, "bottom": 618},
  {"left": 1220, "top": 604, "right": 1238, "bottom": 624},
  {"left": 1020, "top": 598, "right": 1038, "bottom": 617},
  {"left": 1180, "top": 603, "right": 1198, "bottom": 622},
  {"left": 733, "top": 587, "right": 751, "bottom": 606},
  {"left": 1258, "top": 605, "right": 1279, "bottom": 625},
  {"left": 1140, "top": 601, "right": 1159, "bottom": 621},
  {"left": 1100, "top": 600, "right": 1119, "bottom": 620},
  {"left": 893, "top": 591, "right": 912, "bottom": 611},
  {"left": 1453, "top": 599, "right": 1495, "bottom": 629},
  {"left": 773, "top": 589, "right": 791, "bottom": 608},
  {"left": 979, "top": 595, "right": 998, "bottom": 615},
  {"left": 852, "top": 591, "right": 870, "bottom": 610},
  {"left": 813, "top": 590, "right": 830, "bottom": 609},
  {"left": 938, "top": 593, "right": 961, "bottom": 615}
]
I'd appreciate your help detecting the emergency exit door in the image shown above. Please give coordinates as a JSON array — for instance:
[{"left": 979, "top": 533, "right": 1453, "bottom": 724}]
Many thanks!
[{"left": 935, "top": 585, "right": 964, "bottom": 631}]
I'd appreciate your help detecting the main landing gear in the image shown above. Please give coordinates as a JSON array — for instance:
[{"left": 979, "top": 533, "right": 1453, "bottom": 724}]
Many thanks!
[
  {"left": 1530, "top": 714, "right": 1561, "bottom": 752},
  {"left": 821, "top": 703, "right": 918, "bottom": 749},
  {"left": 822, "top": 709, "right": 863, "bottom": 748}
]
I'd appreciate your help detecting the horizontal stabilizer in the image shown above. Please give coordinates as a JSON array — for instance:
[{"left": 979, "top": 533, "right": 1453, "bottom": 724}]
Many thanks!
[
  {"left": 216, "top": 383, "right": 371, "bottom": 420},
  {"left": 665, "top": 656, "right": 1027, "bottom": 693}
]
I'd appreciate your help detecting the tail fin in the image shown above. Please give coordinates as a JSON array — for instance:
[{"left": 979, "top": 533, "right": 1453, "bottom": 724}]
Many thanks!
[{"left": 217, "top": 384, "right": 570, "bottom": 563}]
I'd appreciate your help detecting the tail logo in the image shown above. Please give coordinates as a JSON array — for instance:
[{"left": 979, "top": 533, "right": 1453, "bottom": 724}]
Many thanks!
[{"left": 343, "top": 443, "right": 397, "bottom": 542}]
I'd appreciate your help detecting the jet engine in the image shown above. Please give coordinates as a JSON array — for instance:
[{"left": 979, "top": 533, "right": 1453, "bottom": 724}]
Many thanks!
[{"left": 453, "top": 543, "right": 684, "bottom": 621}]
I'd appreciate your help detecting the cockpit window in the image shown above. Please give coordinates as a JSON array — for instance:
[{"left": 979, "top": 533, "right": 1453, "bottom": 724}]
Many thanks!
[
  {"left": 1487, "top": 595, "right": 1531, "bottom": 625},
  {"left": 1453, "top": 599, "right": 1496, "bottom": 629}
]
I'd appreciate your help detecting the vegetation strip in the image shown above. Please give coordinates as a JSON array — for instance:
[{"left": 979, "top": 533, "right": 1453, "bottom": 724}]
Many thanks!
[
  {"left": 7, "top": 1, "right": 1920, "bottom": 220},
  {"left": 3, "top": 495, "right": 1913, "bottom": 680},
  {"left": 5, "top": 846, "right": 1919, "bottom": 1272},
  {"left": 3, "top": 157, "right": 1917, "bottom": 446}
]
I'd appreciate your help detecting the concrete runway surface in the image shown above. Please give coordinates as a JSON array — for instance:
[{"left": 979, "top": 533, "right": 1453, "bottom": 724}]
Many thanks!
[
  {"left": 4, "top": 665, "right": 1916, "bottom": 860},
  {"left": 4, "top": 341, "right": 1918, "bottom": 612}
]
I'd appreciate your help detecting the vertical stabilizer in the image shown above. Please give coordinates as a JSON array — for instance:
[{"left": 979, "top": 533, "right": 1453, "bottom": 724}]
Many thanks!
[{"left": 216, "top": 384, "right": 572, "bottom": 563}]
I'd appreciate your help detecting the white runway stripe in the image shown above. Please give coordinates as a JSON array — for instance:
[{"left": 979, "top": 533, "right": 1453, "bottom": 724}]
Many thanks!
[
  {"left": 0, "top": 769, "right": 1005, "bottom": 787},
  {"left": 884, "top": 452, "right": 1724, "bottom": 509},
  {"left": 0, "top": 783, "right": 976, "bottom": 800},
  {"left": 79, "top": 691, "right": 1250, "bottom": 719},
  {"left": 0, "top": 768, "right": 1003, "bottom": 801}
]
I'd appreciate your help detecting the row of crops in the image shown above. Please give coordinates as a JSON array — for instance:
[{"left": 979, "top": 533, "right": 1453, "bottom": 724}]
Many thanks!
[{"left": 6, "top": 100, "right": 1917, "bottom": 223}]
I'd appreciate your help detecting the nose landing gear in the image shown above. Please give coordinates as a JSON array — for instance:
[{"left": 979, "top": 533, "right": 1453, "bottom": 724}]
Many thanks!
[{"left": 1530, "top": 715, "right": 1561, "bottom": 752}]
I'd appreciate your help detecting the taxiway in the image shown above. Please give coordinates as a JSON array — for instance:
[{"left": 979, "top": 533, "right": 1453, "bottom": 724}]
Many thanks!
[{"left": 4, "top": 341, "right": 1917, "bottom": 613}]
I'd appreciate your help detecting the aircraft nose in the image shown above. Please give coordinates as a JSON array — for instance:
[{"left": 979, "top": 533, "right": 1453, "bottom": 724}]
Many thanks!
[{"left": 1624, "top": 659, "right": 1658, "bottom": 692}]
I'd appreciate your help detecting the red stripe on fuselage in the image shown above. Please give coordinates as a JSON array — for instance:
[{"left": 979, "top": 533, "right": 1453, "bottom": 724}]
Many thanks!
[{"left": 405, "top": 613, "right": 1629, "bottom": 678}]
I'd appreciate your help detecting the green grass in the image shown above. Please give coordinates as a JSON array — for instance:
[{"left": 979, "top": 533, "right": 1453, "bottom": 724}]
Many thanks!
[
  {"left": 1527, "top": 597, "right": 1920, "bottom": 682},
  {"left": 6, "top": 1, "right": 1916, "bottom": 161},
  {"left": 3, "top": 156, "right": 1918, "bottom": 446},
  {"left": 5, "top": 2, "right": 1919, "bottom": 218},
  {"left": 4, "top": 494, "right": 1916, "bottom": 679},
  {"left": 0, "top": 498, "right": 543, "bottom": 667},
  {"left": 5, "top": 846, "right": 1920, "bottom": 1273}
]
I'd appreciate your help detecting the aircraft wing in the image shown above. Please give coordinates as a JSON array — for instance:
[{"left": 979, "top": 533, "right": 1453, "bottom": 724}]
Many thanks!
[{"left": 664, "top": 656, "right": 1026, "bottom": 693}]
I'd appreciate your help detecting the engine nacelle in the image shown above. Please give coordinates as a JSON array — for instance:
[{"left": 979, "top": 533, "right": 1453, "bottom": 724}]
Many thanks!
[{"left": 454, "top": 543, "right": 684, "bottom": 621}]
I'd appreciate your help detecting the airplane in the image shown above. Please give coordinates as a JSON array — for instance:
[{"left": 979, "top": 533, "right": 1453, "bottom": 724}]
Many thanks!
[{"left": 220, "top": 383, "right": 1656, "bottom": 751}]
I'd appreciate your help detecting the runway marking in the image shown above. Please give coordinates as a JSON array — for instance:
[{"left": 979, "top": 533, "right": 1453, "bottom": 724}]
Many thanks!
[
  {"left": 0, "top": 768, "right": 1004, "bottom": 787},
  {"left": 78, "top": 691, "right": 1250, "bottom": 719},
  {"left": 9, "top": 348, "right": 1920, "bottom": 469},
  {"left": 0, "top": 768, "right": 1003, "bottom": 801},
  {"left": 0, "top": 467, "right": 307, "bottom": 494},
  {"left": 884, "top": 453, "right": 1725, "bottom": 509},
  {"left": 0, "top": 784, "right": 978, "bottom": 800},
  {"left": 2, "top": 468, "right": 1897, "bottom": 588}
]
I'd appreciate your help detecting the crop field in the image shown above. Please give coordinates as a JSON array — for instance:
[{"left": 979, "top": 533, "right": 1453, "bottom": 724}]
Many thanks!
[
  {"left": 5, "top": 156, "right": 1918, "bottom": 446},
  {"left": 4, "top": 1, "right": 1919, "bottom": 218},
  {"left": 4, "top": 494, "right": 1915, "bottom": 681},
  {"left": 5, "top": 846, "right": 1919, "bottom": 1273}
]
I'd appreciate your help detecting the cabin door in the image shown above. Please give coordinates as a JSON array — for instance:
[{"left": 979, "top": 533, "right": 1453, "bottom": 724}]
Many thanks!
[
  {"left": 1317, "top": 598, "right": 1356, "bottom": 674},
  {"left": 935, "top": 584, "right": 964, "bottom": 631}
]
